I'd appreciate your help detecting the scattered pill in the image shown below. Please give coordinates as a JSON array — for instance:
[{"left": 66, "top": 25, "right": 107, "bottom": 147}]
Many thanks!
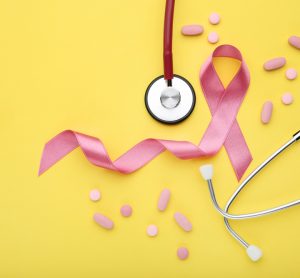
[
  {"left": 281, "top": 92, "right": 294, "bottom": 105},
  {"left": 285, "top": 68, "right": 297, "bottom": 80},
  {"left": 174, "top": 212, "right": 192, "bottom": 232},
  {"left": 207, "top": 31, "right": 219, "bottom": 44},
  {"left": 288, "top": 36, "right": 300, "bottom": 50},
  {"left": 147, "top": 224, "right": 158, "bottom": 237},
  {"left": 263, "top": 57, "right": 286, "bottom": 71},
  {"left": 177, "top": 247, "right": 189, "bottom": 260},
  {"left": 120, "top": 204, "right": 132, "bottom": 217},
  {"left": 261, "top": 101, "right": 273, "bottom": 124},
  {"left": 93, "top": 213, "right": 114, "bottom": 230},
  {"left": 181, "top": 24, "right": 204, "bottom": 36},
  {"left": 89, "top": 189, "right": 101, "bottom": 202},
  {"left": 157, "top": 188, "right": 171, "bottom": 212},
  {"left": 209, "top": 12, "right": 220, "bottom": 25}
]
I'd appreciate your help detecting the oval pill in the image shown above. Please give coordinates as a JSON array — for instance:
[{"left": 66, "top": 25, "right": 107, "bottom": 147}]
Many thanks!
[
  {"left": 288, "top": 36, "right": 300, "bottom": 50},
  {"left": 181, "top": 25, "right": 204, "bottom": 36},
  {"left": 209, "top": 12, "right": 220, "bottom": 25},
  {"left": 177, "top": 247, "right": 189, "bottom": 260},
  {"left": 157, "top": 188, "right": 171, "bottom": 211},
  {"left": 93, "top": 213, "right": 114, "bottom": 230},
  {"left": 261, "top": 101, "right": 273, "bottom": 124},
  {"left": 147, "top": 224, "right": 158, "bottom": 237},
  {"left": 207, "top": 31, "right": 219, "bottom": 44},
  {"left": 285, "top": 68, "right": 297, "bottom": 80},
  {"left": 281, "top": 92, "right": 294, "bottom": 105},
  {"left": 174, "top": 212, "right": 192, "bottom": 232},
  {"left": 120, "top": 204, "right": 132, "bottom": 217},
  {"left": 263, "top": 57, "right": 286, "bottom": 71},
  {"left": 89, "top": 189, "right": 101, "bottom": 202}
]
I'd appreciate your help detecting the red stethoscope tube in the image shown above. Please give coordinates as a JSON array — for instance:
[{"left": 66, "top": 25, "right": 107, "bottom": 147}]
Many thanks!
[{"left": 163, "top": 0, "right": 175, "bottom": 83}]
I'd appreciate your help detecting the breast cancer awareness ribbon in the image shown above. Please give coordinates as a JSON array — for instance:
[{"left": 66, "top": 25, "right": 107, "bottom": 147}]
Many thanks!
[{"left": 39, "top": 45, "right": 252, "bottom": 180}]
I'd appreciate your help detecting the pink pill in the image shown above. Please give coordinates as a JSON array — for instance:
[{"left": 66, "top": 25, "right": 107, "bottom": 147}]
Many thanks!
[
  {"left": 207, "top": 32, "right": 219, "bottom": 44},
  {"left": 288, "top": 36, "right": 300, "bottom": 50},
  {"left": 89, "top": 189, "right": 101, "bottom": 202},
  {"left": 174, "top": 212, "right": 192, "bottom": 232},
  {"left": 209, "top": 12, "right": 220, "bottom": 25},
  {"left": 147, "top": 224, "right": 158, "bottom": 237},
  {"left": 120, "top": 204, "right": 132, "bottom": 217},
  {"left": 157, "top": 188, "right": 171, "bottom": 212},
  {"left": 281, "top": 92, "right": 294, "bottom": 105},
  {"left": 93, "top": 213, "right": 114, "bottom": 230},
  {"left": 263, "top": 57, "right": 286, "bottom": 71},
  {"left": 285, "top": 68, "right": 297, "bottom": 80},
  {"left": 261, "top": 101, "right": 273, "bottom": 124},
  {"left": 181, "top": 25, "right": 204, "bottom": 36},
  {"left": 177, "top": 247, "right": 189, "bottom": 260}
]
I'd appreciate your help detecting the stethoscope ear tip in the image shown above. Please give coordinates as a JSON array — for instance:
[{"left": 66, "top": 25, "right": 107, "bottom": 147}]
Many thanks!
[
  {"left": 246, "top": 245, "right": 263, "bottom": 262},
  {"left": 199, "top": 164, "right": 214, "bottom": 181}
]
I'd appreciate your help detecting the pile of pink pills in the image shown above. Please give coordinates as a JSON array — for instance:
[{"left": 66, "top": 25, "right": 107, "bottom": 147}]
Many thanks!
[{"left": 90, "top": 187, "right": 191, "bottom": 261}]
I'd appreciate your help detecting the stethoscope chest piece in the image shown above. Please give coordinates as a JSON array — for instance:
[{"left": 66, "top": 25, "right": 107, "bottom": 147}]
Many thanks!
[{"left": 145, "top": 75, "right": 196, "bottom": 124}]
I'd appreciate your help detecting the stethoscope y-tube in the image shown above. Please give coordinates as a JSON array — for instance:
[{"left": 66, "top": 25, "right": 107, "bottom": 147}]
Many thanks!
[
  {"left": 200, "top": 130, "right": 300, "bottom": 261},
  {"left": 145, "top": 0, "right": 196, "bottom": 124}
]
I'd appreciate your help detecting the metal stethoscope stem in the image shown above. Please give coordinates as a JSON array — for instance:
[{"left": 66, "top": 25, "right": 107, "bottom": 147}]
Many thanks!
[{"left": 200, "top": 130, "right": 300, "bottom": 259}]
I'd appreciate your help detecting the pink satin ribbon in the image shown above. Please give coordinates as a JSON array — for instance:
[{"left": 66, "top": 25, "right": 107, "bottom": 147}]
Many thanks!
[{"left": 39, "top": 45, "right": 252, "bottom": 180}]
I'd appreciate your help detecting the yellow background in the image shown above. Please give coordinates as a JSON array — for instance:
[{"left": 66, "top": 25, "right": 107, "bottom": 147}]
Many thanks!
[{"left": 1, "top": 0, "right": 300, "bottom": 277}]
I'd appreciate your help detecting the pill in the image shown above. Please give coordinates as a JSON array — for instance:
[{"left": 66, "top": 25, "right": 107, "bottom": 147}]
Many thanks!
[
  {"left": 207, "top": 32, "right": 219, "bottom": 44},
  {"left": 261, "top": 101, "right": 273, "bottom": 124},
  {"left": 288, "top": 36, "right": 300, "bottom": 50},
  {"left": 93, "top": 213, "right": 114, "bottom": 230},
  {"left": 157, "top": 188, "right": 171, "bottom": 211},
  {"left": 263, "top": 57, "right": 286, "bottom": 71},
  {"left": 177, "top": 247, "right": 189, "bottom": 260},
  {"left": 174, "top": 212, "right": 192, "bottom": 232},
  {"left": 281, "top": 92, "right": 294, "bottom": 105},
  {"left": 285, "top": 68, "right": 297, "bottom": 80},
  {"left": 209, "top": 12, "right": 220, "bottom": 25},
  {"left": 181, "top": 25, "right": 204, "bottom": 36},
  {"left": 89, "top": 189, "right": 101, "bottom": 202},
  {"left": 147, "top": 224, "right": 158, "bottom": 237},
  {"left": 120, "top": 204, "right": 132, "bottom": 217}
]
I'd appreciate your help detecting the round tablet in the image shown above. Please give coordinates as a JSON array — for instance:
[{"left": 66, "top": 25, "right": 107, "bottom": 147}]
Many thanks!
[
  {"left": 209, "top": 12, "right": 220, "bottom": 25},
  {"left": 207, "top": 32, "right": 219, "bottom": 44},
  {"left": 89, "top": 189, "right": 101, "bottom": 202},
  {"left": 281, "top": 92, "right": 294, "bottom": 105},
  {"left": 285, "top": 68, "right": 297, "bottom": 80},
  {"left": 177, "top": 247, "right": 189, "bottom": 260},
  {"left": 120, "top": 204, "right": 132, "bottom": 217},
  {"left": 146, "top": 224, "right": 158, "bottom": 237}
]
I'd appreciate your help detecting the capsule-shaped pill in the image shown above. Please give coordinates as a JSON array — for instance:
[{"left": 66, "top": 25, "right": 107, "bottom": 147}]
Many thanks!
[
  {"left": 261, "top": 101, "right": 273, "bottom": 124},
  {"left": 174, "top": 212, "right": 192, "bottom": 232},
  {"left": 263, "top": 57, "right": 286, "bottom": 71},
  {"left": 157, "top": 188, "right": 171, "bottom": 212},
  {"left": 93, "top": 213, "right": 114, "bottom": 230},
  {"left": 288, "top": 36, "right": 300, "bottom": 50},
  {"left": 181, "top": 25, "right": 204, "bottom": 36}
]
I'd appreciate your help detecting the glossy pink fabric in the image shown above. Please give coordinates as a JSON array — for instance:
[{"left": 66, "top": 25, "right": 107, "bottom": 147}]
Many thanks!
[{"left": 39, "top": 45, "right": 252, "bottom": 180}]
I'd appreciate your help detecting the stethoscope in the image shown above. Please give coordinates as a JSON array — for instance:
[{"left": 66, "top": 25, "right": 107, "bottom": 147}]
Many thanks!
[
  {"left": 199, "top": 130, "right": 300, "bottom": 261},
  {"left": 145, "top": 0, "right": 196, "bottom": 124}
]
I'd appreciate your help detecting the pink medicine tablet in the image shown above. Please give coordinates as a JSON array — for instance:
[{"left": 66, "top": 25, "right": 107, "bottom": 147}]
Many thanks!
[
  {"left": 147, "top": 224, "right": 158, "bottom": 237},
  {"left": 181, "top": 25, "right": 204, "bottom": 36},
  {"left": 120, "top": 204, "right": 132, "bottom": 217},
  {"left": 261, "top": 101, "right": 273, "bottom": 124},
  {"left": 288, "top": 36, "right": 300, "bottom": 50},
  {"left": 285, "top": 68, "right": 297, "bottom": 80},
  {"left": 174, "top": 212, "right": 192, "bottom": 232},
  {"left": 281, "top": 92, "right": 294, "bottom": 105},
  {"left": 263, "top": 57, "right": 286, "bottom": 71},
  {"left": 89, "top": 189, "right": 101, "bottom": 202},
  {"left": 209, "top": 12, "right": 220, "bottom": 25},
  {"left": 177, "top": 247, "right": 189, "bottom": 260},
  {"left": 93, "top": 213, "right": 114, "bottom": 230},
  {"left": 157, "top": 188, "right": 171, "bottom": 212},
  {"left": 207, "top": 32, "right": 219, "bottom": 44}
]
